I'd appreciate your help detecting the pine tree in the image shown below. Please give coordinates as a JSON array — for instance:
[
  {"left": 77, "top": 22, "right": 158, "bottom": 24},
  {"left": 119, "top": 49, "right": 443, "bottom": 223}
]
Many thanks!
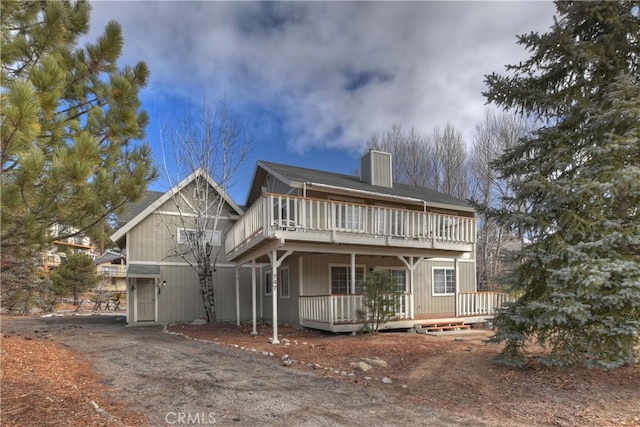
[
  {"left": 1, "top": 1, "right": 157, "bottom": 257},
  {"left": 357, "top": 269, "right": 400, "bottom": 333},
  {"left": 481, "top": 1, "right": 640, "bottom": 368},
  {"left": 50, "top": 252, "right": 100, "bottom": 305}
]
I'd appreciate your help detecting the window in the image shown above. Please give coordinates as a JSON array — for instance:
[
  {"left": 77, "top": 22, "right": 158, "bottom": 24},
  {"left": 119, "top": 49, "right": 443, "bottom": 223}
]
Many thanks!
[
  {"left": 265, "top": 272, "right": 272, "bottom": 296},
  {"left": 331, "top": 265, "right": 365, "bottom": 294},
  {"left": 377, "top": 268, "right": 407, "bottom": 315},
  {"left": 335, "top": 204, "right": 365, "bottom": 232},
  {"left": 177, "top": 229, "right": 220, "bottom": 246},
  {"left": 194, "top": 187, "right": 206, "bottom": 201},
  {"left": 279, "top": 268, "right": 290, "bottom": 299},
  {"left": 433, "top": 268, "right": 455, "bottom": 295},
  {"left": 384, "top": 269, "right": 407, "bottom": 293}
]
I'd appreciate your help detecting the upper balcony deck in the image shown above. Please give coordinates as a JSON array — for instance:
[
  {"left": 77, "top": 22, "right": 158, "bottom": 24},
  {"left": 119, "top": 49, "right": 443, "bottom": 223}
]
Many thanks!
[{"left": 225, "top": 194, "right": 476, "bottom": 262}]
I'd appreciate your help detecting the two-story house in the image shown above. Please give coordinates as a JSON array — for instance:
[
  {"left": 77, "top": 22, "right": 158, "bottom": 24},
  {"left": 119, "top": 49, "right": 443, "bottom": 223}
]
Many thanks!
[{"left": 112, "top": 151, "right": 509, "bottom": 342}]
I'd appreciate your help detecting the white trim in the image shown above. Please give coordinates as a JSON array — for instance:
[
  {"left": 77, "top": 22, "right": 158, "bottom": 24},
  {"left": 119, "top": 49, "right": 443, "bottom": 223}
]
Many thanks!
[
  {"left": 432, "top": 267, "right": 456, "bottom": 296},
  {"left": 251, "top": 260, "right": 257, "bottom": 335},
  {"left": 155, "top": 210, "right": 237, "bottom": 220},
  {"left": 123, "top": 260, "right": 253, "bottom": 269},
  {"left": 425, "top": 257, "right": 475, "bottom": 263}
]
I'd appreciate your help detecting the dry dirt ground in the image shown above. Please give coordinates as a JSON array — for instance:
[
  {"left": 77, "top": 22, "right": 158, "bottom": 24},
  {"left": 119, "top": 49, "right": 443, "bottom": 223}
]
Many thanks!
[{"left": 1, "top": 314, "right": 639, "bottom": 427}]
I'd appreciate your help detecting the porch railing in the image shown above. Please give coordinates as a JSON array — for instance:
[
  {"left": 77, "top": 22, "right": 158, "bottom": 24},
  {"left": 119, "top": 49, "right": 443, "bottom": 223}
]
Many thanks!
[
  {"left": 300, "top": 292, "right": 513, "bottom": 325},
  {"left": 456, "top": 292, "right": 513, "bottom": 317},
  {"left": 226, "top": 194, "right": 476, "bottom": 255},
  {"left": 299, "top": 294, "right": 411, "bottom": 325}
]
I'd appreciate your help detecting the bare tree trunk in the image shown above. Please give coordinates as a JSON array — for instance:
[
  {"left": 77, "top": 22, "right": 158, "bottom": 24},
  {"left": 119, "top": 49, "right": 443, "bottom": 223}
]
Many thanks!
[{"left": 199, "top": 270, "right": 216, "bottom": 323}]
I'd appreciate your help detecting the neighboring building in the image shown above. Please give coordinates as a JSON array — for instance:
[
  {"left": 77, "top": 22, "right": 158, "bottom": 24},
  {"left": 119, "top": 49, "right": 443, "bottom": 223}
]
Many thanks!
[
  {"left": 112, "top": 151, "right": 510, "bottom": 341},
  {"left": 40, "top": 224, "right": 99, "bottom": 274},
  {"left": 94, "top": 250, "right": 127, "bottom": 292}
]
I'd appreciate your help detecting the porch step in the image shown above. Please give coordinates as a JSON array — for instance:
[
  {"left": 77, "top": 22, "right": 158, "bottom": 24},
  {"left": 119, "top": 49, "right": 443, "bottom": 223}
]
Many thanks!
[{"left": 414, "top": 321, "right": 471, "bottom": 334}]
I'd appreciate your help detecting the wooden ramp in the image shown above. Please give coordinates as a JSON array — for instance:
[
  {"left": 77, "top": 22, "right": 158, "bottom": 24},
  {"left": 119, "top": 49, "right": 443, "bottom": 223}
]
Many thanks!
[{"left": 414, "top": 319, "right": 472, "bottom": 334}]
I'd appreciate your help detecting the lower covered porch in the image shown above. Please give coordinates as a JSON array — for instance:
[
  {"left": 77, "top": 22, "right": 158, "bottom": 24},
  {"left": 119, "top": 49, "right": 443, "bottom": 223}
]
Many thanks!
[{"left": 298, "top": 291, "right": 512, "bottom": 333}]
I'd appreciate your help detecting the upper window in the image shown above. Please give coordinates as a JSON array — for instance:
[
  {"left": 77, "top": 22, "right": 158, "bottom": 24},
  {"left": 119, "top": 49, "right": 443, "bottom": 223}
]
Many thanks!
[
  {"left": 279, "top": 267, "right": 290, "bottom": 299},
  {"left": 433, "top": 268, "right": 455, "bottom": 295},
  {"left": 335, "top": 204, "right": 365, "bottom": 232},
  {"left": 177, "top": 229, "right": 220, "bottom": 246},
  {"left": 330, "top": 265, "right": 365, "bottom": 294},
  {"left": 194, "top": 187, "right": 206, "bottom": 201}
]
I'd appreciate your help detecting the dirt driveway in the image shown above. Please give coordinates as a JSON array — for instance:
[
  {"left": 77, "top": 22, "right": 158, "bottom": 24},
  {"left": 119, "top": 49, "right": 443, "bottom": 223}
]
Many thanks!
[{"left": 2, "top": 315, "right": 482, "bottom": 426}]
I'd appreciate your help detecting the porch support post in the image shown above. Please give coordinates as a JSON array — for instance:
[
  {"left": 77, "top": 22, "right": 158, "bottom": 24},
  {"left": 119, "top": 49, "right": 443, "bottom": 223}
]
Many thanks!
[
  {"left": 235, "top": 265, "right": 240, "bottom": 326},
  {"left": 409, "top": 260, "right": 415, "bottom": 320},
  {"left": 350, "top": 252, "right": 356, "bottom": 322},
  {"left": 398, "top": 256, "right": 425, "bottom": 320},
  {"left": 454, "top": 258, "right": 460, "bottom": 317},
  {"left": 270, "top": 252, "right": 279, "bottom": 344},
  {"left": 268, "top": 249, "right": 293, "bottom": 345},
  {"left": 251, "top": 259, "right": 257, "bottom": 335}
]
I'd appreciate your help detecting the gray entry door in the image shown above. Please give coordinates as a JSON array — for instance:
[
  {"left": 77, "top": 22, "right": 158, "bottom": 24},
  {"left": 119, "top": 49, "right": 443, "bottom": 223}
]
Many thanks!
[{"left": 136, "top": 280, "right": 156, "bottom": 321}]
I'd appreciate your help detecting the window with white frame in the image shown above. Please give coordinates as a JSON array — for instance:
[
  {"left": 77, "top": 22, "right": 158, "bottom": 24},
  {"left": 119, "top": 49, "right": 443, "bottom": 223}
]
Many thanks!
[
  {"left": 330, "top": 265, "right": 365, "bottom": 294},
  {"left": 378, "top": 268, "right": 407, "bottom": 293},
  {"left": 265, "top": 272, "right": 272, "bottom": 296},
  {"left": 433, "top": 267, "right": 455, "bottom": 295},
  {"left": 377, "top": 267, "right": 407, "bottom": 315},
  {"left": 279, "top": 267, "right": 290, "bottom": 298},
  {"left": 177, "top": 229, "right": 221, "bottom": 246}
]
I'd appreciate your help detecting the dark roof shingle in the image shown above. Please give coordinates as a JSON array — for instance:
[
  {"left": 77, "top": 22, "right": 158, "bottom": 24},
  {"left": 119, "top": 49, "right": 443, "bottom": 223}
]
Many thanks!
[
  {"left": 116, "top": 191, "right": 164, "bottom": 227},
  {"left": 260, "top": 161, "right": 470, "bottom": 209}
]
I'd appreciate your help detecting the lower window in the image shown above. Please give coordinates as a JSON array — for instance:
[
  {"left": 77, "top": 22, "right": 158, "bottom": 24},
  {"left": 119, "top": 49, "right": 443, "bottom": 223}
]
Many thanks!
[
  {"left": 433, "top": 268, "right": 455, "bottom": 295},
  {"left": 330, "top": 266, "right": 364, "bottom": 294}
]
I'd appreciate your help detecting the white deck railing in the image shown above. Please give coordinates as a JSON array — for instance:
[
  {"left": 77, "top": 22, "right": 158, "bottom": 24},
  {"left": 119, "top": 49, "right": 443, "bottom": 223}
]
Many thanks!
[
  {"left": 226, "top": 194, "right": 476, "bottom": 256},
  {"left": 299, "top": 294, "right": 411, "bottom": 325},
  {"left": 300, "top": 292, "right": 512, "bottom": 325},
  {"left": 98, "top": 265, "right": 126, "bottom": 277},
  {"left": 456, "top": 292, "right": 513, "bottom": 317}
]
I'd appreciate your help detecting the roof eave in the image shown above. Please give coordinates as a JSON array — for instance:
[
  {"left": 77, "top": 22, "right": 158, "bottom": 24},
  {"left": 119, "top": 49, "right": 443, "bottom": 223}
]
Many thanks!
[{"left": 306, "top": 182, "right": 474, "bottom": 212}]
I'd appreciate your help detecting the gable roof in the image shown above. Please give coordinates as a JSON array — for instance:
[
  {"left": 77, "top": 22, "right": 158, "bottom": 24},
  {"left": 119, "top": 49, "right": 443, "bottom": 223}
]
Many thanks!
[
  {"left": 248, "top": 161, "right": 473, "bottom": 212},
  {"left": 116, "top": 191, "right": 164, "bottom": 227},
  {"left": 110, "top": 168, "right": 244, "bottom": 244}
]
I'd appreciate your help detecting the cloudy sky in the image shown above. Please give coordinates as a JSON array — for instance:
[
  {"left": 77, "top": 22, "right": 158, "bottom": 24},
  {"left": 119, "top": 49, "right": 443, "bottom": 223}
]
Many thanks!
[{"left": 88, "top": 1, "right": 557, "bottom": 203}]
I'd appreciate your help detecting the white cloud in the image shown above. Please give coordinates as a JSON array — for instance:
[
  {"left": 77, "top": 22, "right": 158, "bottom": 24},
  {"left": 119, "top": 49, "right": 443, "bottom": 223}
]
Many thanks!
[{"left": 88, "top": 1, "right": 556, "bottom": 154}]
